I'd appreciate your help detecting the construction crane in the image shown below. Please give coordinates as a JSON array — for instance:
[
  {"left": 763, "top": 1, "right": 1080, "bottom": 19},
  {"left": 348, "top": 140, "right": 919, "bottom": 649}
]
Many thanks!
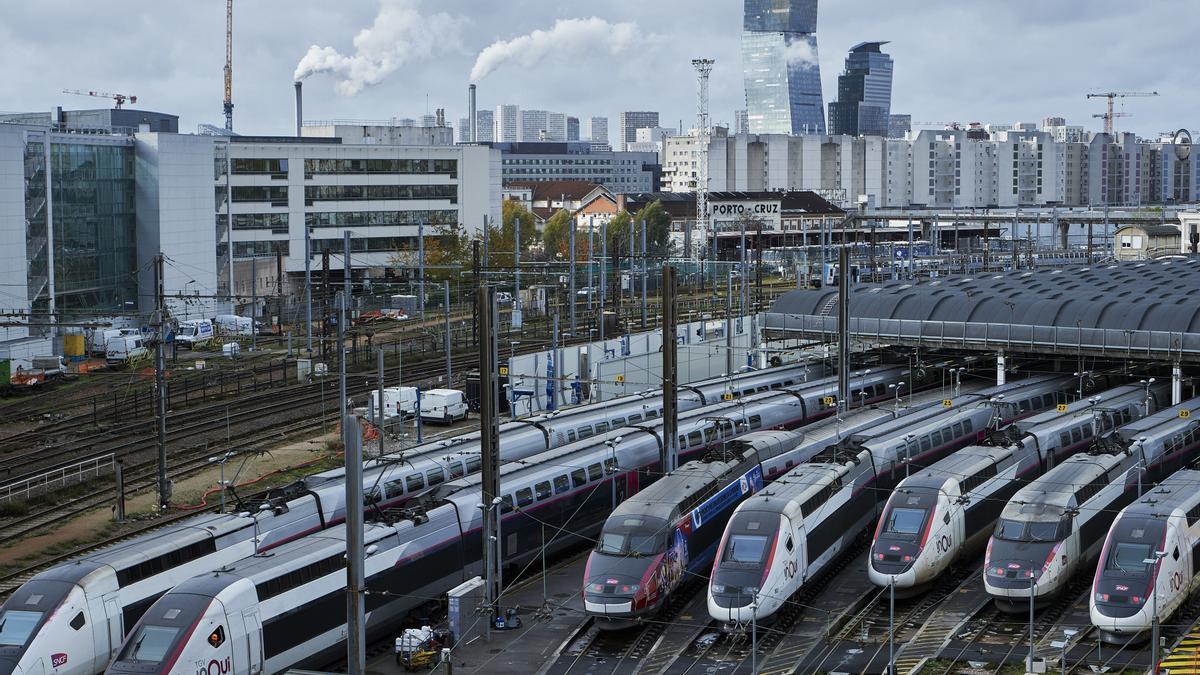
[
  {"left": 223, "top": 0, "right": 234, "bottom": 131},
  {"left": 62, "top": 89, "right": 137, "bottom": 109},
  {"left": 1086, "top": 91, "right": 1159, "bottom": 135}
]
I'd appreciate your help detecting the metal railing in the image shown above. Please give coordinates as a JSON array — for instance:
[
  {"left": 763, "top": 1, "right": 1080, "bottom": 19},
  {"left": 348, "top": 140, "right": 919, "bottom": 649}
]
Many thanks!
[{"left": 0, "top": 454, "right": 115, "bottom": 503}]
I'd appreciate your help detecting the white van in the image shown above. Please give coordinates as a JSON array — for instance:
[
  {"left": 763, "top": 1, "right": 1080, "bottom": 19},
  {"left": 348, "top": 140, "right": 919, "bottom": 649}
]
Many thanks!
[
  {"left": 369, "top": 386, "right": 418, "bottom": 418},
  {"left": 87, "top": 327, "right": 139, "bottom": 356},
  {"left": 175, "top": 319, "right": 215, "bottom": 349},
  {"left": 106, "top": 335, "right": 149, "bottom": 364},
  {"left": 420, "top": 389, "right": 468, "bottom": 424},
  {"left": 214, "top": 314, "right": 254, "bottom": 336}
]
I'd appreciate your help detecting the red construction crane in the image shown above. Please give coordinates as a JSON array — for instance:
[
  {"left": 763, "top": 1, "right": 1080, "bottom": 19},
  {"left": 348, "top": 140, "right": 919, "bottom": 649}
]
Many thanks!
[
  {"left": 1086, "top": 91, "right": 1158, "bottom": 135},
  {"left": 63, "top": 89, "right": 138, "bottom": 109}
]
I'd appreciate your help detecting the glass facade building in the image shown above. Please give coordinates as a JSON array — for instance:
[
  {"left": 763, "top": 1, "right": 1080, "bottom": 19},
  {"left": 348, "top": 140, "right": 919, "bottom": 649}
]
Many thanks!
[
  {"left": 829, "top": 42, "right": 894, "bottom": 137},
  {"left": 742, "top": 0, "right": 825, "bottom": 135}
]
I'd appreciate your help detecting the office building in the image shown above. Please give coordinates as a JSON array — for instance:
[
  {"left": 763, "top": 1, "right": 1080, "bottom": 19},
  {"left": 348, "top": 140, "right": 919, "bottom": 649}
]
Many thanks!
[
  {"left": 888, "top": 114, "right": 911, "bottom": 139},
  {"left": 0, "top": 107, "right": 179, "bottom": 133},
  {"left": 495, "top": 104, "right": 519, "bottom": 142},
  {"left": 519, "top": 110, "right": 548, "bottom": 142},
  {"left": 828, "top": 42, "right": 893, "bottom": 136},
  {"left": 618, "top": 111, "right": 660, "bottom": 151},
  {"left": 587, "top": 117, "right": 609, "bottom": 144},
  {"left": 734, "top": 110, "right": 750, "bottom": 135},
  {"left": 474, "top": 109, "right": 495, "bottom": 143},
  {"left": 302, "top": 121, "right": 453, "bottom": 146},
  {"left": 628, "top": 127, "right": 672, "bottom": 154},
  {"left": 546, "top": 112, "right": 567, "bottom": 142},
  {"left": 742, "top": 0, "right": 825, "bottom": 135},
  {"left": 493, "top": 141, "right": 660, "bottom": 193},
  {"left": 567, "top": 116, "right": 580, "bottom": 142}
]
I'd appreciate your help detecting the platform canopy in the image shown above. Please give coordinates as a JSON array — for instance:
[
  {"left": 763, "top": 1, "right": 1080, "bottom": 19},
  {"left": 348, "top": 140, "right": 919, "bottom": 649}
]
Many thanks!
[{"left": 763, "top": 257, "right": 1200, "bottom": 363}]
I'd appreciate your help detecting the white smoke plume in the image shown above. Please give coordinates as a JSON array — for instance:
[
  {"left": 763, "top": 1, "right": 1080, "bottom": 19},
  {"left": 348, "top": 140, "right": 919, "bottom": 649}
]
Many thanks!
[
  {"left": 294, "top": 0, "right": 464, "bottom": 96},
  {"left": 471, "top": 17, "right": 642, "bottom": 81},
  {"left": 782, "top": 38, "right": 818, "bottom": 70}
]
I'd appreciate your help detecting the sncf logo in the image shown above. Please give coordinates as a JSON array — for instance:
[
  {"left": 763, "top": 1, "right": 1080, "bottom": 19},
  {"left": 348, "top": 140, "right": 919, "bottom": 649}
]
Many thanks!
[{"left": 50, "top": 653, "right": 68, "bottom": 668}]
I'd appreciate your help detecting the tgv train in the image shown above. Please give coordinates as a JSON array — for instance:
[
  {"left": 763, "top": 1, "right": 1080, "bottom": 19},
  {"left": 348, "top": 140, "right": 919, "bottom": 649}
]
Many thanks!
[
  {"left": 707, "top": 375, "right": 1079, "bottom": 623},
  {"left": 870, "top": 383, "right": 1165, "bottom": 593},
  {"left": 0, "top": 363, "right": 827, "bottom": 675},
  {"left": 100, "top": 368, "right": 908, "bottom": 674},
  {"left": 1091, "top": 470, "right": 1200, "bottom": 643},
  {"left": 986, "top": 397, "right": 1200, "bottom": 612},
  {"left": 584, "top": 456, "right": 765, "bottom": 628}
]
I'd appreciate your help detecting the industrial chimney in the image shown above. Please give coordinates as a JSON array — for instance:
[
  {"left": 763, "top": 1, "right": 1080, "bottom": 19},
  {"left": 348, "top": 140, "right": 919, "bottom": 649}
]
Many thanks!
[
  {"left": 294, "top": 81, "right": 303, "bottom": 137},
  {"left": 468, "top": 84, "right": 477, "bottom": 143}
]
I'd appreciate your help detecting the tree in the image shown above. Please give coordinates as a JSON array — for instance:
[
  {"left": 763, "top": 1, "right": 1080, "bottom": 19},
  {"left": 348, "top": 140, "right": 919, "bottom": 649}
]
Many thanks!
[
  {"left": 484, "top": 200, "right": 541, "bottom": 268},
  {"left": 542, "top": 208, "right": 573, "bottom": 259},
  {"left": 387, "top": 215, "right": 470, "bottom": 282},
  {"left": 635, "top": 200, "right": 674, "bottom": 261}
]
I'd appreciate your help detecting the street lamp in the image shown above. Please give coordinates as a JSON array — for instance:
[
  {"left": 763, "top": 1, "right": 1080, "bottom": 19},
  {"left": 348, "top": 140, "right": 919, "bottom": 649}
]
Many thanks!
[
  {"left": 1134, "top": 436, "right": 1149, "bottom": 496},
  {"left": 1144, "top": 550, "right": 1167, "bottom": 675},
  {"left": 1060, "top": 628, "right": 1078, "bottom": 673},
  {"left": 207, "top": 450, "right": 238, "bottom": 514},
  {"left": 889, "top": 381, "right": 906, "bottom": 411}
]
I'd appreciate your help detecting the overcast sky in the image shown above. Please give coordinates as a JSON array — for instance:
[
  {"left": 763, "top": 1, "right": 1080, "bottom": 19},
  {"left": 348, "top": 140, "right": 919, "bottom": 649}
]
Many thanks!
[{"left": 1, "top": 0, "right": 1191, "bottom": 139}]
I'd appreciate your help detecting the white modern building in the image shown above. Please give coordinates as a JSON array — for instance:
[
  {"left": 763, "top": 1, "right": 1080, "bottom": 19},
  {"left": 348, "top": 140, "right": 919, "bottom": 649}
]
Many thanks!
[
  {"left": 302, "top": 121, "right": 453, "bottom": 146},
  {"left": 495, "top": 105, "right": 519, "bottom": 142},
  {"left": 586, "top": 117, "right": 609, "bottom": 144}
]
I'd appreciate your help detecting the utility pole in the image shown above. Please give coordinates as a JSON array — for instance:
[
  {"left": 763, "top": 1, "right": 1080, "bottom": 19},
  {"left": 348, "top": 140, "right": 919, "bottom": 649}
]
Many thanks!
[
  {"left": 599, "top": 219, "right": 607, "bottom": 344},
  {"left": 514, "top": 210, "right": 522, "bottom": 325},
  {"left": 838, "top": 245, "right": 851, "bottom": 413},
  {"left": 339, "top": 232, "right": 350, "bottom": 430},
  {"left": 725, "top": 271, "right": 734, "bottom": 377},
  {"left": 418, "top": 221, "right": 426, "bottom": 321},
  {"left": 153, "top": 253, "right": 170, "bottom": 510},
  {"left": 661, "top": 264, "right": 679, "bottom": 474},
  {"left": 444, "top": 280, "right": 452, "bottom": 386},
  {"left": 376, "top": 348, "right": 385, "bottom": 446},
  {"left": 569, "top": 213, "right": 577, "bottom": 338},
  {"left": 250, "top": 256, "right": 257, "bottom": 351},
  {"left": 321, "top": 250, "right": 331, "bottom": 360},
  {"left": 344, "top": 402, "right": 366, "bottom": 672},
  {"left": 304, "top": 226, "right": 312, "bottom": 356},
  {"left": 640, "top": 217, "right": 648, "bottom": 329},
  {"left": 472, "top": 239, "right": 481, "bottom": 345},
  {"left": 478, "top": 283, "right": 502, "bottom": 635}
]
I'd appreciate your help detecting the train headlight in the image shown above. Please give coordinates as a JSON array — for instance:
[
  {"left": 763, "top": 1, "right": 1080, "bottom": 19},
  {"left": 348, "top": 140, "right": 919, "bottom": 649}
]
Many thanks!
[
  {"left": 1095, "top": 592, "right": 1109, "bottom": 602},
  {"left": 620, "top": 584, "right": 640, "bottom": 594},
  {"left": 587, "top": 583, "right": 605, "bottom": 593},
  {"left": 711, "top": 584, "right": 727, "bottom": 593}
]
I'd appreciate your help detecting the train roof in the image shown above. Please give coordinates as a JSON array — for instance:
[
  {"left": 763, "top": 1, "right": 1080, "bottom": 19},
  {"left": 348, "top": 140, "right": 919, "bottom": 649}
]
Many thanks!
[
  {"left": 1116, "top": 397, "right": 1200, "bottom": 441},
  {"left": 166, "top": 572, "right": 243, "bottom": 598},
  {"left": 49, "top": 512, "right": 252, "bottom": 570},
  {"left": 743, "top": 462, "right": 849, "bottom": 512},
  {"left": 1001, "top": 453, "right": 1118, "bottom": 520},
  {"left": 1124, "top": 470, "right": 1200, "bottom": 516},
  {"left": 1013, "top": 383, "right": 1148, "bottom": 430},
  {"left": 913, "top": 445, "right": 1012, "bottom": 484},
  {"left": 610, "top": 460, "right": 741, "bottom": 521}
]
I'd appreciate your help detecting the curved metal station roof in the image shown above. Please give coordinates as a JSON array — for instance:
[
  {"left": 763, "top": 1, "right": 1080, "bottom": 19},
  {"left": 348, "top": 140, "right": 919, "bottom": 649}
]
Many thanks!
[{"left": 764, "top": 257, "right": 1200, "bottom": 362}]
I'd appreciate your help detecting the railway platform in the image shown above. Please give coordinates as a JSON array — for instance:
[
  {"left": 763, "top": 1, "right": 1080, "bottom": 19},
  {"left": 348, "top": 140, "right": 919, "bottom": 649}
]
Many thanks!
[{"left": 367, "top": 556, "right": 589, "bottom": 675}]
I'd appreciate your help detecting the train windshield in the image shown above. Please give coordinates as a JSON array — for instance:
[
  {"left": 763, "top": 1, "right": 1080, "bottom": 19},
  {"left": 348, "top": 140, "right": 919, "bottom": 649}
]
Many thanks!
[
  {"left": 118, "top": 625, "right": 179, "bottom": 662},
  {"left": 884, "top": 508, "right": 926, "bottom": 535},
  {"left": 726, "top": 535, "right": 770, "bottom": 563},
  {"left": 994, "top": 518, "right": 1067, "bottom": 542},
  {"left": 597, "top": 516, "right": 669, "bottom": 556},
  {"left": 0, "top": 610, "right": 41, "bottom": 646},
  {"left": 1105, "top": 542, "right": 1153, "bottom": 574}
]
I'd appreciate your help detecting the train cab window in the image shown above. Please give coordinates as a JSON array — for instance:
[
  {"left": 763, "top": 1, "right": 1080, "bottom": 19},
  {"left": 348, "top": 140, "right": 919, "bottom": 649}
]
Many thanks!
[
  {"left": 207, "top": 625, "right": 225, "bottom": 648},
  {"left": 588, "top": 463, "right": 603, "bottom": 481},
  {"left": 449, "top": 461, "right": 466, "bottom": 479},
  {"left": 426, "top": 469, "right": 445, "bottom": 486},
  {"left": 567, "top": 430, "right": 576, "bottom": 442},
  {"left": 515, "top": 487, "right": 534, "bottom": 507},
  {"left": 578, "top": 426, "right": 594, "bottom": 440},
  {"left": 604, "top": 458, "right": 618, "bottom": 474},
  {"left": 571, "top": 469, "right": 587, "bottom": 488},
  {"left": 467, "top": 457, "right": 482, "bottom": 473},
  {"left": 406, "top": 474, "right": 424, "bottom": 492},
  {"left": 749, "top": 415, "right": 763, "bottom": 430},
  {"left": 554, "top": 475, "right": 570, "bottom": 494},
  {"left": 500, "top": 495, "right": 515, "bottom": 514},
  {"left": 628, "top": 414, "right": 643, "bottom": 424},
  {"left": 596, "top": 422, "right": 609, "bottom": 434},
  {"left": 688, "top": 431, "right": 703, "bottom": 447},
  {"left": 535, "top": 481, "right": 552, "bottom": 500},
  {"left": 70, "top": 612, "right": 85, "bottom": 631}
]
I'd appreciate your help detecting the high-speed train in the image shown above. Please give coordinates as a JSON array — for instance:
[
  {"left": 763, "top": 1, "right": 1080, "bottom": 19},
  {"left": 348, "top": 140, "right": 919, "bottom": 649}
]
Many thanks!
[
  {"left": 986, "top": 396, "right": 1200, "bottom": 612},
  {"left": 97, "top": 368, "right": 908, "bottom": 675},
  {"left": 1091, "top": 470, "right": 1200, "bottom": 643},
  {"left": 869, "top": 383, "right": 1165, "bottom": 593},
  {"left": 707, "top": 374, "right": 1079, "bottom": 623},
  {"left": 0, "top": 363, "right": 830, "bottom": 675}
]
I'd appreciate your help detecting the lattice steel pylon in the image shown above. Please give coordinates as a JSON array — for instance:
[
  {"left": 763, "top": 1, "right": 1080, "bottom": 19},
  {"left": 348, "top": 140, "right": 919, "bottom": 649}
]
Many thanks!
[
  {"left": 692, "top": 58, "right": 715, "bottom": 260},
  {"left": 223, "top": 0, "right": 234, "bottom": 131}
]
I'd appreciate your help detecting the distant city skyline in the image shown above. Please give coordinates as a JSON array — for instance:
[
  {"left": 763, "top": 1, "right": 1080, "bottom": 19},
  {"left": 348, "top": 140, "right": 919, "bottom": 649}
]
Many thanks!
[{"left": 0, "top": 0, "right": 1192, "bottom": 139}]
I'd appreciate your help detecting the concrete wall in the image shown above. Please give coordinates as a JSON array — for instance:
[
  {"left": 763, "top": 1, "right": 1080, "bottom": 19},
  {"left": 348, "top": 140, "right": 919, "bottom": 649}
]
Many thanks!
[{"left": 0, "top": 125, "right": 31, "bottom": 343}]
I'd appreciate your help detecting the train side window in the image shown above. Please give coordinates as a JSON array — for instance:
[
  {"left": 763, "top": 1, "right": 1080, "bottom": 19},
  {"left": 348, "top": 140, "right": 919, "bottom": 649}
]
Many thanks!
[
  {"left": 953, "top": 422, "right": 963, "bottom": 436},
  {"left": 1082, "top": 425, "right": 1093, "bottom": 438},
  {"left": 515, "top": 488, "right": 535, "bottom": 507},
  {"left": 688, "top": 431, "right": 703, "bottom": 447},
  {"left": 1059, "top": 432, "right": 1071, "bottom": 447},
  {"left": 749, "top": 415, "right": 763, "bottom": 430},
  {"left": 1122, "top": 409, "right": 1132, "bottom": 423},
  {"left": 554, "top": 475, "right": 570, "bottom": 494},
  {"left": 588, "top": 463, "right": 603, "bottom": 481},
  {"left": 406, "top": 474, "right": 424, "bottom": 492},
  {"left": 628, "top": 413, "right": 642, "bottom": 423},
  {"left": 646, "top": 409, "right": 659, "bottom": 419},
  {"left": 571, "top": 469, "right": 588, "bottom": 488},
  {"left": 578, "top": 426, "right": 594, "bottom": 440},
  {"left": 783, "top": 380, "right": 794, "bottom": 386},
  {"left": 964, "top": 420, "right": 973, "bottom": 433},
  {"left": 385, "top": 479, "right": 405, "bottom": 499},
  {"left": 704, "top": 427, "right": 717, "bottom": 443},
  {"left": 1071, "top": 428, "right": 1082, "bottom": 443},
  {"left": 596, "top": 422, "right": 609, "bottom": 434},
  {"left": 534, "top": 481, "right": 552, "bottom": 501},
  {"left": 920, "top": 437, "right": 932, "bottom": 452},
  {"left": 678, "top": 435, "right": 687, "bottom": 449},
  {"left": 467, "top": 457, "right": 482, "bottom": 473},
  {"left": 449, "top": 461, "right": 465, "bottom": 479},
  {"left": 70, "top": 612, "right": 85, "bottom": 631},
  {"left": 567, "top": 430, "right": 576, "bottom": 442},
  {"left": 500, "top": 495, "right": 515, "bottom": 514},
  {"left": 426, "top": 468, "right": 445, "bottom": 486}
]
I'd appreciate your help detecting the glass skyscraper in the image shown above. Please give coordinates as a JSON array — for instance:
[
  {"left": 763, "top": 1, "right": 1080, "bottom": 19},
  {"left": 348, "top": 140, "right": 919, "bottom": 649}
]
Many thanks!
[
  {"left": 829, "top": 42, "right": 894, "bottom": 137},
  {"left": 742, "top": 0, "right": 825, "bottom": 135}
]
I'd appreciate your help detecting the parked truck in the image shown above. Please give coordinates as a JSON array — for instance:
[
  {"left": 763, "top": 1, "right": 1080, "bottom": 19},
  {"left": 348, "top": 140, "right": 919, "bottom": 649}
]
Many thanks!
[{"left": 9, "top": 356, "right": 66, "bottom": 388}]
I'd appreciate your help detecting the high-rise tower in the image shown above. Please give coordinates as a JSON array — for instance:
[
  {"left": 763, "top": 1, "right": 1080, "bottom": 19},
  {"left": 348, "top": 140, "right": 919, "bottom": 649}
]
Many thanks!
[
  {"left": 742, "top": 0, "right": 825, "bottom": 135},
  {"left": 829, "top": 41, "right": 894, "bottom": 136}
]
